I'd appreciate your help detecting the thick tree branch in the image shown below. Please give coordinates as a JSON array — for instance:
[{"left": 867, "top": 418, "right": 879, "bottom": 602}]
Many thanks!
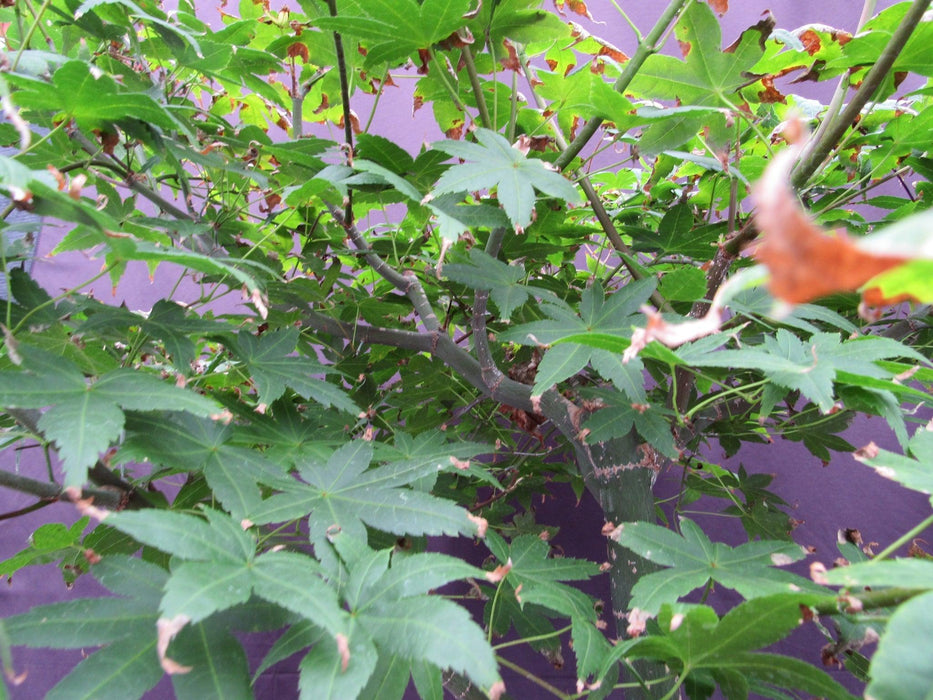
[
  {"left": 0, "top": 467, "right": 125, "bottom": 509},
  {"left": 5, "top": 407, "right": 145, "bottom": 509},
  {"left": 325, "top": 203, "right": 442, "bottom": 331}
]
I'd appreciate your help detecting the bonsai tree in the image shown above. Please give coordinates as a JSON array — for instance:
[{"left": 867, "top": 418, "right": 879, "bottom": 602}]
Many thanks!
[{"left": 1, "top": 0, "right": 932, "bottom": 697}]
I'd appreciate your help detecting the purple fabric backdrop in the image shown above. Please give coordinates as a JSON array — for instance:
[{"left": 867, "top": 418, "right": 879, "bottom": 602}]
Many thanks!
[{"left": 2, "top": 1, "right": 926, "bottom": 698}]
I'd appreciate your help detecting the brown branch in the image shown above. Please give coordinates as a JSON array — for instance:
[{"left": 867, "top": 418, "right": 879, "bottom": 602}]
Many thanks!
[
  {"left": 6, "top": 407, "right": 147, "bottom": 509},
  {"left": 326, "top": 0, "right": 355, "bottom": 224},
  {"left": 325, "top": 203, "right": 442, "bottom": 331}
]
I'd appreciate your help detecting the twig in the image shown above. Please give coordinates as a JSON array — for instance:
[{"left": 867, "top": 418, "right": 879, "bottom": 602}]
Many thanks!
[
  {"left": 552, "top": 0, "right": 691, "bottom": 172},
  {"left": 462, "top": 47, "right": 493, "bottom": 130},
  {"left": 6, "top": 407, "right": 146, "bottom": 508},
  {"left": 0, "top": 468, "right": 125, "bottom": 509},
  {"left": 791, "top": 0, "right": 932, "bottom": 188},
  {"left": 325, "top": 0, "right": 355, "bottom": 224},
  {"left": 324, "top": 203, "right": 442, "bottom": 331}
]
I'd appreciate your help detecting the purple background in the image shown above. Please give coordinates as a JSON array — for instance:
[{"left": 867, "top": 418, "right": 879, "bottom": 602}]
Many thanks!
[{"left": 3, "top": 1, "right": 928, "bottom": 698}]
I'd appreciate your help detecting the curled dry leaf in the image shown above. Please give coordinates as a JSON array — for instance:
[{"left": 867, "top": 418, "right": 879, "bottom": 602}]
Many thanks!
[
  {"left": 64, "top": 486, "right": 110, "bottom": 522},
  {"left": 157, "top": 615, "right": 193, "bottom": 674},
  {"left": 753, "top": 124, "right": 909, "bottom": 305},
  {"left": 485, "top": 557, "right": 513, "bottom": 583},
  {"left": 708, "top": 0, "right": 728, "bottom": 14},
  {"left": 623, "top": 305, "right": 723, "bottom": 364},
  {"left": 468, "top": 513, "right": 488, "bottom": 537},
  {"left": 810, "top": 561, "right": 829, "bottom": 585},
  {"left": 449, "top": 455, "right": 470, "bottom": 470}
]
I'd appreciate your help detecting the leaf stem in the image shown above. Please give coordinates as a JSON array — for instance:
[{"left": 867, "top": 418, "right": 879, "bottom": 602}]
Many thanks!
[
  {"left": 495, "top": 654, "right": 571, "bottom": 699},
  {"left": 493, "top": 624, "right": 572, "bottom": 650},
  {"left": 873, "top": 513, "right": 933, "bottom": 561},
  {"left": 10, "top": 0, "right": 52, "bottom": 72},
  {"left": 791, "top": 0, "right": 932, "bottom": 188}
]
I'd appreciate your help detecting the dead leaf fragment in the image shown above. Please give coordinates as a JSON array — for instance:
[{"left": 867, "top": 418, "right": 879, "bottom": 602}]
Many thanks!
[
  {"left": 468, "top": 513, "right": 488, "bottom": 537},
  {"left": 485, "top": 558, "right": 513, "bottom": 583},
  {"left": 708, "top": 0, "right": 728, "bottom": 14},
  {"left": 448, "top": 455, "right": 470, "bottom": 471},
  {"left": 157, "top": 615, "right": 193, "bottom": 674},
  {"left": 753, "top": 125, "right": 909, "bottom": 304},
  {"left": 810, "top": 561, "right": 829, "bottom": 585},
  {"left": 626, "top": 608, "right": 651, "bottom": 637}
]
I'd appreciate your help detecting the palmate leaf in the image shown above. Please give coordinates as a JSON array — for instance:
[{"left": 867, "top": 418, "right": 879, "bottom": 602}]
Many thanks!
[
  {"left": 315, "top": 0, "right": 470, "bottom": 66},
  {"left": 627, "top": 2, "right": 768, "bottom": 154},
  {"left": 0, "top": 346, "right": 218, "bottom": 485},
  {"left": 604, "top": 597, "right": 855, "bottom": 700},
  {"left": 501, "top": 279, "right": 656, "bottom": 399},
  {"left": 430, "top": 128, "right": 581, "bottom": 231},
  {"left": 4, "top": 556, "right": 166, "bottom": 700},
  {"left": 78, "top": 300, "right": 226, "bottom": 372},
  {"left": 690, "top": 329, "right": 924, "bottom": 413},
  {"left": 581, "top": 388, "right": 678, "bottom": 459},
  {"left": 484, "top": 531, "right": 602, "bottom": 622},
  {"left": 249, "top": 440, "right": 484, "bottom": 540},
  {"left": 230, "top": 328, "right": 357, "bottom": 413},
  {"left": 105, "top": 510, "right": 348, "bottom": 637},
  {"left": 9, "top": 59, "right": 187, "bottom": 134},
  {"left": 120, "top": 413, "right": 289, "bottom": 519},
  {"left": 444, "top": 248, "right": 536, "bottom": 320},
  {"left": 615, "top": 518, "right": 820, "bottom": 614},
  {"left": 295, "top": 534, "right": 501, "bottom": 697}
]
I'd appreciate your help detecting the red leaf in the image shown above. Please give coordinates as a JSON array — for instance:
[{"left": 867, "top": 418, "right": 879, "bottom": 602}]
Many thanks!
[{"left": 753, "top": 123, "right": 908, "bottom": 304}]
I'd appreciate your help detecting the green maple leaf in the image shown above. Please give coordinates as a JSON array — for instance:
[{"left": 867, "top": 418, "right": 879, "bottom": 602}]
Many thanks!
[
  {"left": 231, "top": 328, "right": 357, "bottom": 413},
  {"left": 430, "top": 128, "right": 581, "bottom": 231},
  {"left": 322, "top": 534, "right": 501, "bottom": 696},
  {"left": 248, "top": 440, "right": 484, "bottom": 540},
  {"left": 4, "top": 556, "right": 167, "bottom": 700},
  {"left": 501, "top": 278, "right": 656, "bottom": 399},
  {"left": 627, "top": 2, "right": 768, "bottom": 153},
  {"left": 120, "top": 413, "right": 289, "bottom": 520},
  {"left": 581, "top": 388, "right": 678, "bottom": 459},
  {"left": 10, "top": 59, "right": 188, "bottom": 134},
  {"left": 443, "top": 248, "right": 548, "bottom": 320},
  {"left": 315, "top": 0, "right": 470, "bottom": 67},
  {"left": 256, "top": 536, "right": 501, "bottom": 700},
  {"left": 79, "top": 300, "right": 225, "bottom": 371},
  {"left": 691, "top": 330, "right": 925, "bottom": 413},
  {"left": 609, "top": 597, "right": 856, "bottom": 700},
  {"left": 0, "top": 346, "right": 218, "bottom": 485},
  {"left": 485, "top": 531, "right": 602, "bottom": 623},
  {"left": 615, "top": 518, "right": 822, "bottom": 614},
  {"left": 482, "top": 531, "right": 604, "bottom": 678},
  {"left": 467, "top": 0, "right": 568, "bottom": 46}
]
